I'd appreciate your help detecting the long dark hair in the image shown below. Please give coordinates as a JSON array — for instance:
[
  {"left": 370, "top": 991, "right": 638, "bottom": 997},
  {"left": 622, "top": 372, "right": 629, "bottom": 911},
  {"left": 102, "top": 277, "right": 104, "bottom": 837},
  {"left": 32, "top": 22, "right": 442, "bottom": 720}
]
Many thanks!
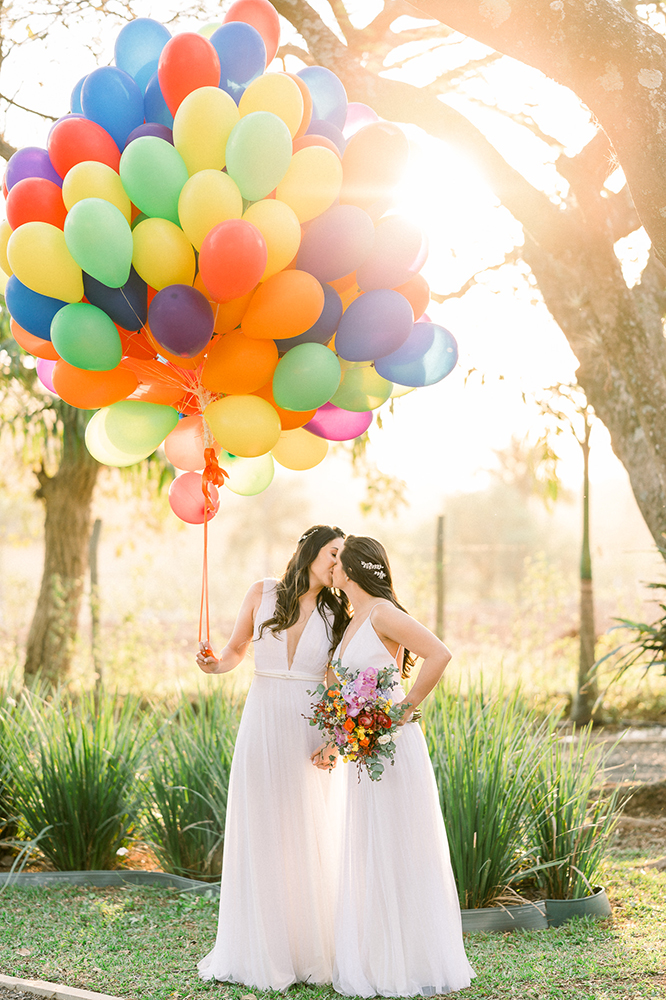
[
  {"left": 339, "top": 535, "right": 415, "bottom": 677},
  {"left": 258, "top": 525, "right": 351, "bottom": 657}
]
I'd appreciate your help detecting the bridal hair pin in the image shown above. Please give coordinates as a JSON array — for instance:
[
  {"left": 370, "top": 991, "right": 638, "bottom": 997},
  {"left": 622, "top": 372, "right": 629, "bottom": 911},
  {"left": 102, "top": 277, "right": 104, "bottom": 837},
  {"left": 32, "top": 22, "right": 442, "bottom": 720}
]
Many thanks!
[
  {"left": 361, "top": 560, "right": 387, "bottom": 580},
  {"left": 299, "top": 528, "right": 319, "bottom": 544}
]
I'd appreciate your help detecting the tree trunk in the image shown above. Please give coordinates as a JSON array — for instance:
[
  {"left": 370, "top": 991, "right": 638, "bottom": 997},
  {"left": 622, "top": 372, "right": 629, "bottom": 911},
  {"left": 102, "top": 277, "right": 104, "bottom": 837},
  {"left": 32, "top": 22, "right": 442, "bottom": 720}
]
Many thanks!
[
  {"left": 571, "top": 424, "right": 598, "bottom": 724},
  {"left": 24, "top": 405, "right": 99, "bottom": 686}
]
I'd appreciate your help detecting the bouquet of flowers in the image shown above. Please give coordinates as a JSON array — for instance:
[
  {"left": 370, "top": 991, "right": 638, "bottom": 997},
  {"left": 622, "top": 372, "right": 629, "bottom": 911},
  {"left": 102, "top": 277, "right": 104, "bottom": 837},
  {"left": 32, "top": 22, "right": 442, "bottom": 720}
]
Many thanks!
[{"left": 306, "top": 658, "right": 411, "bottom": 781}]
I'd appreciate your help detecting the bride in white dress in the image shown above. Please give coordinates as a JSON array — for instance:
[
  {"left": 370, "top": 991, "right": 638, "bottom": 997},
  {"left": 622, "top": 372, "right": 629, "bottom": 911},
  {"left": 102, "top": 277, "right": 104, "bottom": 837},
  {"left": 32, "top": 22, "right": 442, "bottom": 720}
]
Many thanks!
[
  {"left": 196, "top": 525, "right": 350, "bottom": 991},
  {"left": 317, "top": 534, "right": 475, "bottom": 997}
]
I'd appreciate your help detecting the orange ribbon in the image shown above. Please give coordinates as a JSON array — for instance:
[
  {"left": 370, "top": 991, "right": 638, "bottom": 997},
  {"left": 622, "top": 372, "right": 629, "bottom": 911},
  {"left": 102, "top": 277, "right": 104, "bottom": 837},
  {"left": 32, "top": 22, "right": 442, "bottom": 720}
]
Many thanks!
[{"left": 199, "top": 448, "right": 229, "bottom": 650}]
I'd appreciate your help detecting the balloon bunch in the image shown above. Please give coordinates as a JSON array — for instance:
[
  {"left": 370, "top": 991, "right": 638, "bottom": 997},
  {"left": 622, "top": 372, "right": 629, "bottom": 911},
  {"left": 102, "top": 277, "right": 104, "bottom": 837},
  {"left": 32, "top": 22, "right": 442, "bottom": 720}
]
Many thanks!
[{"left": 1, "top": 0, "right": 458, "bottom": 526}]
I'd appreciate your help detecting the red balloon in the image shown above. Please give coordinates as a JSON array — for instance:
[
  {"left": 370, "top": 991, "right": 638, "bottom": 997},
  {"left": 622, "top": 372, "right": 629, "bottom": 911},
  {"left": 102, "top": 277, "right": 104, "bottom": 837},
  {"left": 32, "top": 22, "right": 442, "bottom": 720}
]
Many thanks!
[
  {"left": 292, "top": 134, "right": 342, "bottom": 159},
  {"left": 199, "top": 220, "right": 267, "bottom": 303},
  {"left": 158, "top": 33, "right": 221, "bottom": 116},
  {"left": 6, "top": 177, "right": 67, "bottom": 230},
  {"left": 47, "top": 117, "right": 121, "bottom": 178},
  {"left": 224, "top": 0, "right": 281, "bottom": 64},
  {"left": 169, "top": 471, "right": 220, "bottom": 524}
]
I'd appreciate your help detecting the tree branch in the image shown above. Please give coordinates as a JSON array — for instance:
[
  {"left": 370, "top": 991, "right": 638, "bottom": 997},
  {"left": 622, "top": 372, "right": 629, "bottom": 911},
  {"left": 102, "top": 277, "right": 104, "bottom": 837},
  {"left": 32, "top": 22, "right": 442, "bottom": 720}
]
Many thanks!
[{"left": 0, "top": 91, "right": 58, "bottom": 121}]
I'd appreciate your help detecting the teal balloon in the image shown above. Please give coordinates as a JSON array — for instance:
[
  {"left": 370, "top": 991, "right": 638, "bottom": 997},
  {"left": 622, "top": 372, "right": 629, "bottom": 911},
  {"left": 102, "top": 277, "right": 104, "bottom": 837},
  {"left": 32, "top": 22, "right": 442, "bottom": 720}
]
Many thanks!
[
  {"left": 64, "top": 198, "right": 133, "bottom": 288},
  {"left": 119, "top": 135, "right": 188, "bottom": 225},
  {"left": 272, "top": 343, "right": 341, "bottom": 412},
  {"left": 225, "top": 111, "right": 292, "bottom": 202},
  {"left": 51, "top": 303, "right": 122, "bottom": 371},
  {"left": 100, "top": 399, "right": 179, "bottom": 453}
]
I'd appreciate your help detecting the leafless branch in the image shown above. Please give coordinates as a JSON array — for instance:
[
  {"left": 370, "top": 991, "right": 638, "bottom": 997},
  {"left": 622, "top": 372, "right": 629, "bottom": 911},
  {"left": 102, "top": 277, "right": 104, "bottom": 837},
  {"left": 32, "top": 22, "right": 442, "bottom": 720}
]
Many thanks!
[
  {"left": 0, "top": 91, "right": 58, "bottom": 121},
  {"left": 431, "top": 249, "right": 522, "bottom": 301}
]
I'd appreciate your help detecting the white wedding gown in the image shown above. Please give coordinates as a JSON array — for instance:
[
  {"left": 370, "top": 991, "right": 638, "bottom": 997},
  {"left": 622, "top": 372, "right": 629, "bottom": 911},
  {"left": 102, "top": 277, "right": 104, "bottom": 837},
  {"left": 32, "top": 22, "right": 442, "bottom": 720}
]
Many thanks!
[
  {"left": 198, "top": 579, "right": 344, "bottom": 990},
  {"left": 332, "top": 614, "right": 475, "bottom": 997}
]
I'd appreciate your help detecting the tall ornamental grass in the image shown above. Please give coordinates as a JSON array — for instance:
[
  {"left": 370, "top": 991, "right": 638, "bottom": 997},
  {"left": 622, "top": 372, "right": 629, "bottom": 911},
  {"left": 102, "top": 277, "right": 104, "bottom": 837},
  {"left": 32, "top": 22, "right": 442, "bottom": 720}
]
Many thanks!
[
  {"left": 424, "top": 684, "right": 548, "bottom": 908},
  {"left": 5, "top": 689, "right": 150, "bottom": 870},
  {"left": 142, "top": 691, "right": 240, "bottom": 881}
]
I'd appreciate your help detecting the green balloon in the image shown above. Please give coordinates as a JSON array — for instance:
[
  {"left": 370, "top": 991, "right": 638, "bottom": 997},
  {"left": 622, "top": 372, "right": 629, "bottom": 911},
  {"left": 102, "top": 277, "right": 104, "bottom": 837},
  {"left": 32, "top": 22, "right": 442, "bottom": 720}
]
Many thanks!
[
  {"left": 220, "top": 450, "right": 275, "bottom": 496},
  {"left": 225, "top": 112, "right": 292, "bottom": 202},
  {"left": 273, "top": 343, "right": 341, "bottom": 412},
  {"left": 64, "top": 198, "right": 133, "bottom": 288},
  {"left": 119, "top": 136, "right": 189, "bottom": 226},
  {"left": 330, "top": 362, "right": 393, "bottom": 412},
  {"left": 51, "top": 303, "right": 122, "bottom": 371},
  {"left": 103, "top": 400, "right": 179, "bottom": 453}
]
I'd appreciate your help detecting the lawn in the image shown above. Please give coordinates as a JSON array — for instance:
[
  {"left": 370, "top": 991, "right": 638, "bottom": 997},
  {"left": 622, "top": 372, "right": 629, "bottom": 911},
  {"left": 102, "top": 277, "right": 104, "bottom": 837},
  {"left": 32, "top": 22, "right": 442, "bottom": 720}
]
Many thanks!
[{"left": 0, "top": 851, "right": 664, "bottom": 1000}]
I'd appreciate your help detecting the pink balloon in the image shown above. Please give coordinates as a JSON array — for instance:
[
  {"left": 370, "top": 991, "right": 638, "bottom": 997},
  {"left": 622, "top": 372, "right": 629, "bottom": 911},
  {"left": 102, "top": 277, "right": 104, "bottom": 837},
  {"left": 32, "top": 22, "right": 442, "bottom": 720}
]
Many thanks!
[
  {"left": 168, "top": 471, "right": 220, "bottom": 524},
  {"left": 304, "top": 402, "right": 372, "bottom": 442},
  {"left": 164, "top": 415, "right": 219, "bottom": 472},
  {"left": 36, "top": 358, "right": 58, "bottom": 394},
  {"left": 343, "top": 102, "right": 379, "bottom": 139}
]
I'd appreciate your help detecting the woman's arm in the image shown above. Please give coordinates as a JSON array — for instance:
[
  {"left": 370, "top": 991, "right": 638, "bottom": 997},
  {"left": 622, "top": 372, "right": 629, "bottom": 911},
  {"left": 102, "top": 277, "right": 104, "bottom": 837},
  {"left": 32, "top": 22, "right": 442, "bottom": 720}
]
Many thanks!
[
  {"left": 370, "top": 603, "right": 452, "bottom": 718},
  {"left": 196, "top": 580, "right": 264, "bottom": 675}
]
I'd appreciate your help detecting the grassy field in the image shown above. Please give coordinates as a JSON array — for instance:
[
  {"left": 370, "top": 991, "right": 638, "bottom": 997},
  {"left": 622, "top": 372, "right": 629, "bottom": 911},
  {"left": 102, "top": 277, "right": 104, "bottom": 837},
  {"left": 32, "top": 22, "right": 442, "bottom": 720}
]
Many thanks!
[{"left": 1, "top": 850, "right": 664, "bottom": 1000}]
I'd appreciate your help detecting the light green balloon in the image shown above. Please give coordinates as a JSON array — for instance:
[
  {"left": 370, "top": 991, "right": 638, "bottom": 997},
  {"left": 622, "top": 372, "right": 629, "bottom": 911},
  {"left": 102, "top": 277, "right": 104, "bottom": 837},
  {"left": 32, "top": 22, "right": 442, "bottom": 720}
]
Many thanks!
[
  {"left": 63, "top": 198, "right": 133, "bottom": 289},
  {"left": 220, "top": 450, "right": 275, "bottom": 496},
  {"left": 119, "top": 136, "right": 189, "bottom": 226},
  {"left": 330, "top": 361, "right": 393, "bottom": 412},
  {"left": 273, "top": 342, "right": 341, "bottom": 412},
  {"left": 101, "top": 399, "right": 179, "bottom": 454},
  {"left": 85, "top": 409, "right": 156, "bottom": 468},
  {"left": 225, "top": 112, "right": 293, "bottom": 202},
  {"left": 51, "top": 303, "right": 122, "bottom": 371}
]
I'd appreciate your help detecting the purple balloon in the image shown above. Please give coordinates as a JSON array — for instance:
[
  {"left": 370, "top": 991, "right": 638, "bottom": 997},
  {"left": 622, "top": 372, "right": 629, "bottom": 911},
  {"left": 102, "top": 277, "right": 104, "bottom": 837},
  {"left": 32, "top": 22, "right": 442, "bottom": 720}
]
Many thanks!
[
  {"left": 305, "top": 402, "right": 372, "bottom": 442},
  {"left": 297, "top": 205, "right": 374, "bottom": 283},
  {"left": 36, "top": 358, "right": 57, "bottom": 395},
  {"left": 375, "top": 322, "right": 458, "bottom": 387},
  {"left": 298, "top": 66, "right": 348, "bottom": 131},
  {"left": 343, "top": 102, "right": 379, "bottom": 139},
  {"left": 5, "top": 146, "right": 62, "bottom": 190},
  {"left": 306, "top": 119, "right": 346, "bottom": 154},
  {"left": 335, "top": 289, "right": 414, "bottom": 362},
  {"left": 356, "top": 216, "right": 425, "bottom": 291},
  {"left": 278, "top": 283, "right": 343, "bottom": 351},
  {"left": 148, "top": 285, "right": 214, "bottom": 358},
  {"left": 125, "top": 122, "right": 174, "bottom": 146}
]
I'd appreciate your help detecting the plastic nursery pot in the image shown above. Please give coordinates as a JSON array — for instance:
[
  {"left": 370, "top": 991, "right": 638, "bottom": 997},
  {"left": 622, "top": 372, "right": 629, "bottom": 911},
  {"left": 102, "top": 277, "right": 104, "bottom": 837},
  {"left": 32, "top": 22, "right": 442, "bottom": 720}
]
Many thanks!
[
  {"left": 461, "top": 900, "right": 547, "bottom": 933},
  {"left": 545, "top": 885, "right": 611, "bottom": 927}
]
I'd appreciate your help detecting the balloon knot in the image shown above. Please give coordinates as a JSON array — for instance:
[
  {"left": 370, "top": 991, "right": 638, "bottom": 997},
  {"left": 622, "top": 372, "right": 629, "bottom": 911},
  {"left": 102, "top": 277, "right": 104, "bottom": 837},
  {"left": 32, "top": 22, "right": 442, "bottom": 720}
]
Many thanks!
[{"left": 201, "top": 448, "right": 228, "bottom": 511}]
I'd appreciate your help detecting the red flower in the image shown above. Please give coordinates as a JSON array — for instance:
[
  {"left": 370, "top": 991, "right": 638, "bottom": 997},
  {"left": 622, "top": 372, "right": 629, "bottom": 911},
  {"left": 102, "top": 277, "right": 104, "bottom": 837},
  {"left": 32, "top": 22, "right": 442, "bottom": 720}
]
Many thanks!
[{"left": 358, "top": 713, "right": 373, "bottom": 728}]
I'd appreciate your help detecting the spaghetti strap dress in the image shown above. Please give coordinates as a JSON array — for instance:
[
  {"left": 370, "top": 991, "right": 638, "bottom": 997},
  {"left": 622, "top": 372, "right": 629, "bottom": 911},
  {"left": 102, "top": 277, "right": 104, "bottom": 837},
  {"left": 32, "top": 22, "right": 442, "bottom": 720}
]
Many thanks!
[
  {"left": 332, "top": 614, "right": 475, "bottom": 998},
  {"left": 198, "top": 579, "right": 344, "bottom": 990}
]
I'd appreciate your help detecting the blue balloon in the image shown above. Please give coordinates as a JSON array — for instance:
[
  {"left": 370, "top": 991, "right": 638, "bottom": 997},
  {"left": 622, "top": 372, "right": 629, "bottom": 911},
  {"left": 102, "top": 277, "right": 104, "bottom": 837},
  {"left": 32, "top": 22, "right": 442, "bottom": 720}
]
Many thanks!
[
  {"left": 114, "top": 18, "right": 171, "bottom": 94},
  {"left": 70, "top": 76, "right": 87, "bottom": 114},
  {"left": 83, "top": 267, "right": 148, "bottom": 332},
  {"left": 335, "top": 289, "right": 413, "bottom": 363},
  {"left": 374, "top": 322, "right": 458, "bottom": 387},
  {"left": 5, "top": 276, "right": 66, "bottom": 341},
  {"left": 278, "top": 284, "right": 343, "bottom": 351},
  {"left": 209, "top": 22, "right": 266, "bottom": 103},
  {"left": 144, "top": 71, "right": 174, "bottom": 128},
  {"left": 125, "top": 123, "right": 174, "bottom": 147},
  {"left": 81, "top": 67, "right": 144, "bottom": 149},
  {"left": 306, "top": 119, "right": 346, "bottom": 154},
  {"left": 298, "top": 66, "right": 348, "bottom": 131}
]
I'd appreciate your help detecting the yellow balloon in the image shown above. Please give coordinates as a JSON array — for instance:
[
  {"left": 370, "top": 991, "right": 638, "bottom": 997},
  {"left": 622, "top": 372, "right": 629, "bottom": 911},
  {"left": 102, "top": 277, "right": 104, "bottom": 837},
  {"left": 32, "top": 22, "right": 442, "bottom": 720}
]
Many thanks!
[
  {"left": 178, "top": 170, "right": 243, "bottom": 251},
  {"left": 276, "top": 147, "right": 343, "bottom": 223},
  {"left": 223, "top": 452, "right": 275, "bottom": 495},
  {"left": 173, "top": 86, "right": 240, "bottom": 175},
  {"left": 0, "top": 219, "right": 13, "bottom": 276},
  {"left": 330, "top": 360, "right": 393, "bottom": 412},
  {"left": 242, "top": 199, "right": 301, "bottom": 281},
  {"left": 62, "top": 161, "right": 132, "bottom": 222},
  {"left": 132, "top": 217, "right": 196, "bottom": 290},
  {"left": 239, "top": 74, "right": 304, "bottom": 139},
  {"left": 204, "top": 395, "right": 282, "bottom": 458},
  {"left": 7, "top": 221, "right": 83, "bottom": 302},
  {"left": 0, "top": 270, "right": 7, "bottom": 295},
  {"left": 271, "top": 428, "right": 328, "bottom": 470}
]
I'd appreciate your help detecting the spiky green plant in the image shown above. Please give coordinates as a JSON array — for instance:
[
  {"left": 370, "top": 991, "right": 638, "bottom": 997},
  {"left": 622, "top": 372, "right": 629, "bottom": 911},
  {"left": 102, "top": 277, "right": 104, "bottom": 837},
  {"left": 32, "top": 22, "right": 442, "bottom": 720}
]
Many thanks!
[
  {"left": 5, "top": 689, "right": 150, "bottom": 870},
  {"left": 141, "top": 690, "right": 240, "bottom": 881}
]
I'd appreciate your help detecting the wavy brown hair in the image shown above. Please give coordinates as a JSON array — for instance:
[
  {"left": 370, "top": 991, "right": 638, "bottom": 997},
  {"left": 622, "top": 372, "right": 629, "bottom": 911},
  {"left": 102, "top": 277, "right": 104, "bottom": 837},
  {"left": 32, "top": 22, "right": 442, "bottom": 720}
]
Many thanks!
[
  {"left": 257, "top": 525, "right": 351, "bottom": 657},
  {"left": 339, "top": 535, "right": 415, "bottom": 677}
]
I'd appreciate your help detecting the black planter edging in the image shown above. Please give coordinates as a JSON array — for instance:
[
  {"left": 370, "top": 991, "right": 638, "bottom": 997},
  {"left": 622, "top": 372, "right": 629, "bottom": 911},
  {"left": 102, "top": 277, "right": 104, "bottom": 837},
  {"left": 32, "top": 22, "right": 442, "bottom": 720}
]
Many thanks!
[
  {"left": 461, "top": 900, "right": 547, "bottom": 932},
  {"left": 544, "top": 886, "right": 611, "bottom": 927},
  {"left": 0, "top": 869, "right": 220, "bottom": 895}
]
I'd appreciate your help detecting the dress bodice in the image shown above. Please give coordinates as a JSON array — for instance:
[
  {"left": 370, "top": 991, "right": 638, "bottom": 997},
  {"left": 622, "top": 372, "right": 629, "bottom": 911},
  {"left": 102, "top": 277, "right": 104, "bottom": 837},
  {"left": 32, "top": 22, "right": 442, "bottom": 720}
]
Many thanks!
[
  {"left": 252, "top": 578, "right": 334, "bottom": 681},
  {"left": 334, "top": 614, "right": 406, "bottom": 702}
]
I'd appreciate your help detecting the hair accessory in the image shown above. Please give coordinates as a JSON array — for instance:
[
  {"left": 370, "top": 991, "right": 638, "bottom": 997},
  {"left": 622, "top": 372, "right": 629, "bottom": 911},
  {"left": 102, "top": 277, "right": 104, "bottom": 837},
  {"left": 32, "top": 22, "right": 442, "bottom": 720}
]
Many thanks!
[
  {"left": 298, "top": 528, "right": 320, "bottom": 544},
  {"left": 361, "top": 559, "right": 386, "bottom": 580}
]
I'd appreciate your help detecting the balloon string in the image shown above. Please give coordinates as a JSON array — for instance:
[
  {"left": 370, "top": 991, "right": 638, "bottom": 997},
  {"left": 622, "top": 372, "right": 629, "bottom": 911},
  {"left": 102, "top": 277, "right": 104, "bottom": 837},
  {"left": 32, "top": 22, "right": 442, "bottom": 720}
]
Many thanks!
[{"left": 198, "top": 448, "right": 229, "bottom": 647}]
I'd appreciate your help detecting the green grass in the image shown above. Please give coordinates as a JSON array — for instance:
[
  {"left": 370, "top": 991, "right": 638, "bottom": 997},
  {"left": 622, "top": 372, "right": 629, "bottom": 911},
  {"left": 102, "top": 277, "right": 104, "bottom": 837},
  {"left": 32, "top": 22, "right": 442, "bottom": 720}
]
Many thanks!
[{"left": 0, "top": 853, "right": 664, "bottom": 999}]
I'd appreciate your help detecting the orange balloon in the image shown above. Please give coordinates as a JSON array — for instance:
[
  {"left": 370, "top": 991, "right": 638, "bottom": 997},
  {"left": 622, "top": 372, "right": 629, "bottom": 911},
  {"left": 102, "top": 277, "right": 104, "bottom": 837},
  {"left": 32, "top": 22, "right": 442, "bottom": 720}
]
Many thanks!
[
  {"left": 118, "top": 327, "right": 157, "bottom": 360},
  {"left": 286, "top": 73, "right": 313, "bottom": 139},
  {"left": 122, "top": 358, "right": 190, "bottom": 405},
  {"left": 52, "top": 360, "right": 139, "bottom": 409},
  {"left": 253, "top": 380, "right": 316, "bottom": 430},
  {"left": 11, "top": 319, "right": 60, "bottom": 360},
  {"left": 393, "top": 272, "right": 430, "bottom": 321},
  {"left": 328, "top": 271, "right": 357, "bottom": 293},
  {"left": 202, "top": 330, "right": 278, "bottom": 394},
  {"left": 340, "top": 122, "right": 410, "bottom": 214},
  {"left": 193, "top": 273, "right": 254, "bottom": 333},
  {"left": 176, "top": 391, "right": 201, "bottom": 415},
  {"left": 339, "top": 284, "right": 362, "bottom": 310},
  {"left": 241, "top": 270, "right": 324, "bottom": 340},
  {"left": 292, "top": 134, "right": 341, "bottom": 159}
]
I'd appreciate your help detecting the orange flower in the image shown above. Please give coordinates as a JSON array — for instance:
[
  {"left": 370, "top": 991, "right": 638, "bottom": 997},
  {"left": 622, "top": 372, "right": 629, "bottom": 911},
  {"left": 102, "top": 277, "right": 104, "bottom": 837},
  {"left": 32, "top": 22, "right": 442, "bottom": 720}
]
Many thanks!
[
  {"left": 359, "top": 737, "right": 370, "bottom": 747},
  {"left": 343, "top": 717, "right": 355, "bottom": 732}
]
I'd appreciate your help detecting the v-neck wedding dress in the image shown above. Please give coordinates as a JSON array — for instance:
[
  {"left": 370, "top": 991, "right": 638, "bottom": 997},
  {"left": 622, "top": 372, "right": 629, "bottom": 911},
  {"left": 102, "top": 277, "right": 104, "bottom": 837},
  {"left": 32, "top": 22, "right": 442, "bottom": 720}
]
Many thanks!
[
  {"left": 332, "top": 612, "right": 475, "bottom": 998},
  {"left": 198, "top": 578, "right": 344, "bottom": 990}
]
